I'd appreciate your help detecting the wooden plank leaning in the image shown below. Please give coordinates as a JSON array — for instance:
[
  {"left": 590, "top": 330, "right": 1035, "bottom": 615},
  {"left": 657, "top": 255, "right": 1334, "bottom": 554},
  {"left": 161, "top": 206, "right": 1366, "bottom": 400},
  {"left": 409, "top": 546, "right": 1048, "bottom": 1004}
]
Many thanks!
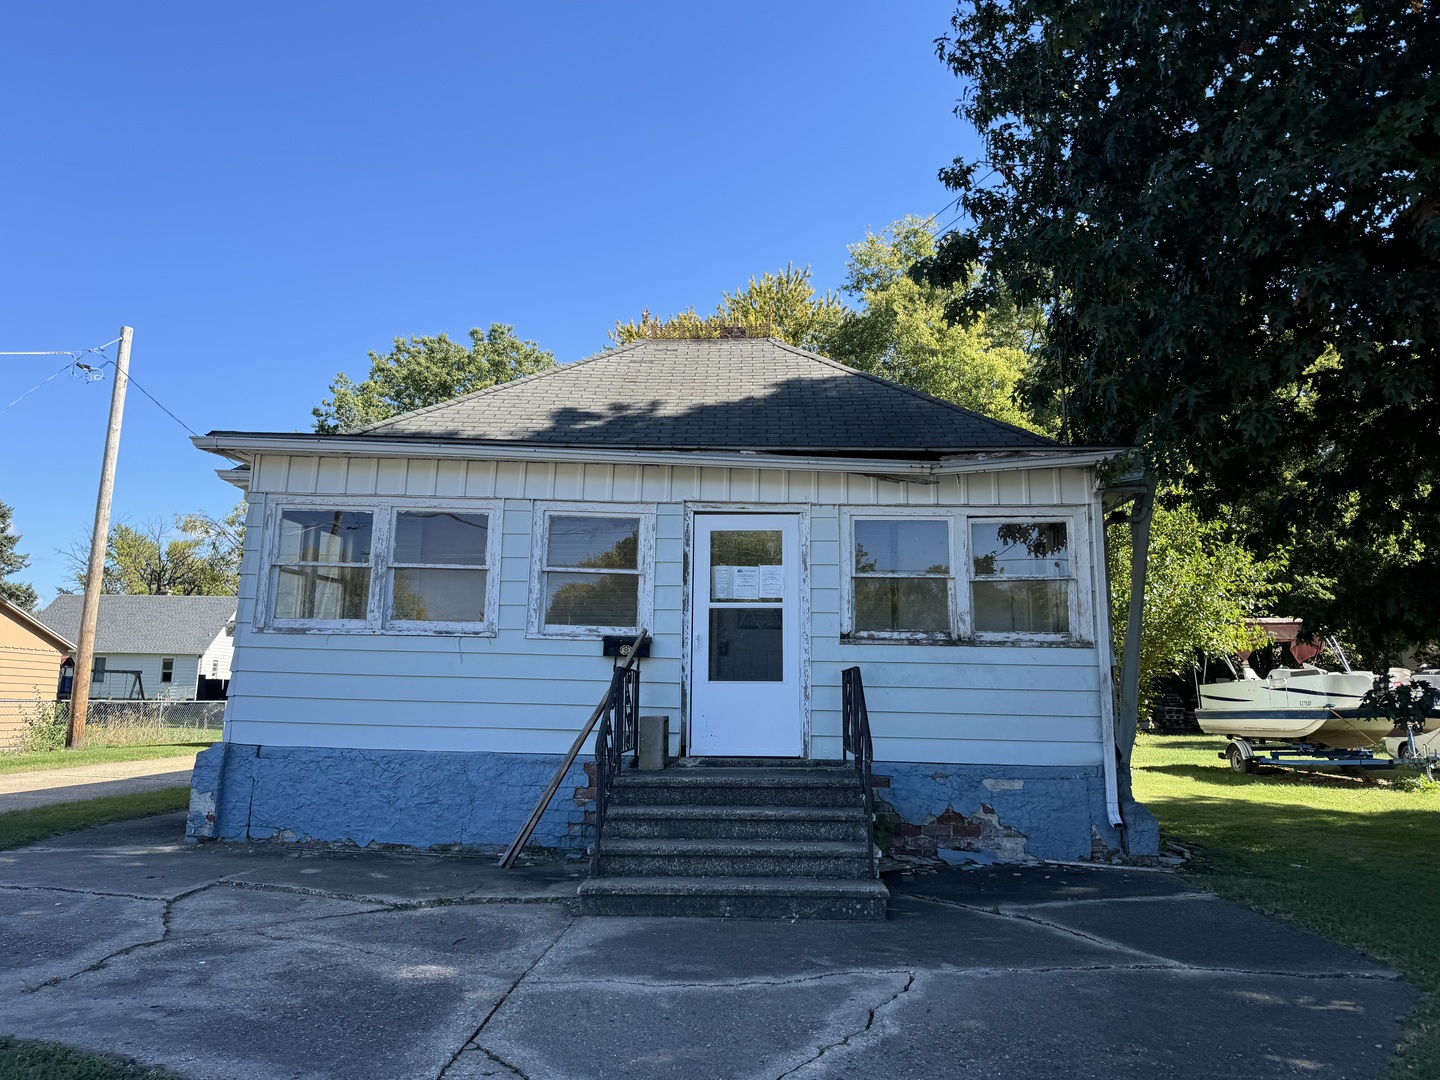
[{"left": 497, "top": 630, "right": 649, "bottom": 869}]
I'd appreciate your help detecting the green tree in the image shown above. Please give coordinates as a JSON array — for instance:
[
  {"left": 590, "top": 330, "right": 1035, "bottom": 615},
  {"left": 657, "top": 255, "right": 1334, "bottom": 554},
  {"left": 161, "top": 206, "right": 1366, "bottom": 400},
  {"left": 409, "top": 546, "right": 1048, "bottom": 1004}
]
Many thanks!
[
  {"left": 313, "top": 324, "right": 555, "bottom": 433},
  {"left": 822, "top": 217, "right": 1046, "bottom": 432},
  {"left": 0, "top": 500, "right": 39, "bottom": 611},
  {"left": 63, "top": 513, "right": 242, "bottom": 597},
  {"left": 1109, "top": 499, "right": 1279, "bottom": 712},
  {"left": 926, "top": 1, "right": 1440, "bottom": 650},
  {"left": 611, "top": 264, "right": 847, "bottom": 351}
]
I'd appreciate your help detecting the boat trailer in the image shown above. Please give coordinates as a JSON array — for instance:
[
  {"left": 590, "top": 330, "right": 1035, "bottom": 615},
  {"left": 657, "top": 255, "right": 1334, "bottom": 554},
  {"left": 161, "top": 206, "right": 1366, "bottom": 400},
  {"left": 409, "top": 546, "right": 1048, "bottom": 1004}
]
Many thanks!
[{"left": 1221, "top": 736, "right": 1438, "bottom": 780}]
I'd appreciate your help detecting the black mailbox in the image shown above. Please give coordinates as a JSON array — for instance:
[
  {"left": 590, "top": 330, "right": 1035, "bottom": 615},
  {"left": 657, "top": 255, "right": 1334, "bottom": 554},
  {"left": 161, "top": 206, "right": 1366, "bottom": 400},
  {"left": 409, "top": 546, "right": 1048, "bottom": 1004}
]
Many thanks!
[{"left": 602, "top": 635, "right": 651, "bottom": 659}]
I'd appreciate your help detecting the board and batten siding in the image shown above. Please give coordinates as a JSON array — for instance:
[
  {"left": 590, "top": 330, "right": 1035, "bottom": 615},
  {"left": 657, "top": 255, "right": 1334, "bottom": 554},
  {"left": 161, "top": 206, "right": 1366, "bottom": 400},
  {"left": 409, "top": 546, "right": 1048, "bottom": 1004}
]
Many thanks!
[{"left": 223, "top": 455, "right": 1107, "bottom": 766}]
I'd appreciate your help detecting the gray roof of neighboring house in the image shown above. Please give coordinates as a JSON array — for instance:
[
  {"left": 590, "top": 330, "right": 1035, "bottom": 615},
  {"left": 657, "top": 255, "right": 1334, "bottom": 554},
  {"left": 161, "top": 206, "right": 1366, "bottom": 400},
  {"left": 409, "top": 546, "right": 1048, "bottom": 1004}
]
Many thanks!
[
  {"left": 37, "top": 595, "right": 235, "bottom": 657},
  {"left": 342, "top": 338, "right": 1054, "bottom": 453}
]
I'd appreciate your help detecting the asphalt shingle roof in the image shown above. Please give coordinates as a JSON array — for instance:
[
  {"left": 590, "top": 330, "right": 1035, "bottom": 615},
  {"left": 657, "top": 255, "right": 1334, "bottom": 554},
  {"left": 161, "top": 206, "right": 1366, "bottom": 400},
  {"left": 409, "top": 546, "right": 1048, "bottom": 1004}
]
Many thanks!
[
  {"left": 38, "top": 595, "right": 236, "bottom": 657},
  {"left": 356, "top": 338, "right": 1054, "bottom": 452}
]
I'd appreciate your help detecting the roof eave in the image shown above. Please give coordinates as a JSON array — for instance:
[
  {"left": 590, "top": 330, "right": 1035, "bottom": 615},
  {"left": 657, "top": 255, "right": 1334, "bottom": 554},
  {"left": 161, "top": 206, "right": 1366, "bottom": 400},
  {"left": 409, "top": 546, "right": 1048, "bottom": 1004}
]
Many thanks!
[{"left": 194, "top": 432, "right": 1095, "bottom": 476}]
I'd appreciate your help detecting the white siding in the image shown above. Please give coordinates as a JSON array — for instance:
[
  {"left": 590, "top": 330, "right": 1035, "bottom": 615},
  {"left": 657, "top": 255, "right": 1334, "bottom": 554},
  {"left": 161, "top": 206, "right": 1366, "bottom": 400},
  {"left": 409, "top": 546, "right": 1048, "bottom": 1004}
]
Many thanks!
[
  {"left": 199, "top": 627, "right": 234, "bottom": 682},
  {"left": 225, "top": 455, "right": 1107, "bottom": 765},
  {"left": 94, "top": 653, "right": 202, "bottom": 700}
]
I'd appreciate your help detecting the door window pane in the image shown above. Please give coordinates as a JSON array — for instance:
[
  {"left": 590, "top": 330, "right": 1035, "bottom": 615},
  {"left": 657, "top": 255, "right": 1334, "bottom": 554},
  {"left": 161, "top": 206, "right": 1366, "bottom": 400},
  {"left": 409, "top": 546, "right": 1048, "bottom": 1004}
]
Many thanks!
[
  {"left": 854, "top": 520, "right": 949, "bottom": 574},
  {"left": 709, "top": 607, "right": 783, "bottom": 682},
  {"left": 393, "top": 512, "right": 488, "bottom": 565},
  {"left": 854, "top": 578, "right": 950, "bottom": 633},
  {"left": 972, "top": 580, "right": 1070, "bottom": 634},
  {"left": 392, "top": 568, "right": 487, "bottom": 622},
  {"left": 544, "top": 572, "right": 639, "bottom": 627},
  {"left": 710, "top": 529, "right": 783, "bottom": 602}
]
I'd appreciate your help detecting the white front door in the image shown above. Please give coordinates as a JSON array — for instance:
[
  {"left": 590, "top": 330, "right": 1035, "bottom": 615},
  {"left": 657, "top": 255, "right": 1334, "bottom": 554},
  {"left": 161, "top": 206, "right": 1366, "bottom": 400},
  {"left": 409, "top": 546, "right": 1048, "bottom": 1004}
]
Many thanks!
[{"left": 689, "top": 513, "right": 802, "bottom": 757}]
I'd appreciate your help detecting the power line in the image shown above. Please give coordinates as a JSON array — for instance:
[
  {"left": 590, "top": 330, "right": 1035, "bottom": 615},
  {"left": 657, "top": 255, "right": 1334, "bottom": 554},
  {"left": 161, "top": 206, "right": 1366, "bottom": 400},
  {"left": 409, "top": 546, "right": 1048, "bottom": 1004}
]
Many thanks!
[
  {"left": 1, "top": 358, "right": 103, "bottom": 413},
  {"left": 110, "top": 362, "right": 198, "bottom": 436}
]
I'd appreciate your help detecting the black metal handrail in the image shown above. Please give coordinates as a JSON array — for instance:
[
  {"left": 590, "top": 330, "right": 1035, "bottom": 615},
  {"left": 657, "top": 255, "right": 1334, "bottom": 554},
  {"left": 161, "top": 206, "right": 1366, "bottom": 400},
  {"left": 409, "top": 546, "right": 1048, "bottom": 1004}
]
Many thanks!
[
  {"left": 841, "top": 666, "right": 878, "bottom": 878},
  {"left": 593, "top": 663, "right": 640, "bottom": 851},
  {"left": 497, "top": 630, "right": 647, "bottom": 869}
]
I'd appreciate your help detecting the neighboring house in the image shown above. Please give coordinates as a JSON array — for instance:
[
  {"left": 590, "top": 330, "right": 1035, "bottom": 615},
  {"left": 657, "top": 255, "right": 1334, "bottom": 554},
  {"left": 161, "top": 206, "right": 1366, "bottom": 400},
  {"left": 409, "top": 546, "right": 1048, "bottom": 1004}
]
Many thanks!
[
  {"left": 186, "top": 337, "right": 1159, "bottom": 877},
  {"left": 0, "top": 597, "right": 72, "bottom": 701},
  {"left": 38, "top": 594, "right": 236, "bottom": 701}
]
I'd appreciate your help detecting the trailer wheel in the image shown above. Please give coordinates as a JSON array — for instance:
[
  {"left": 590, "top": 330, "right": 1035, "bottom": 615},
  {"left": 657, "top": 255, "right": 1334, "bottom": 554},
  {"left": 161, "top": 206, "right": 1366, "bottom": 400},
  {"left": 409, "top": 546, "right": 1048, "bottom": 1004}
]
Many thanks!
[{"left": 1226, "top": 743, "right": 1257, "bottom": 774}]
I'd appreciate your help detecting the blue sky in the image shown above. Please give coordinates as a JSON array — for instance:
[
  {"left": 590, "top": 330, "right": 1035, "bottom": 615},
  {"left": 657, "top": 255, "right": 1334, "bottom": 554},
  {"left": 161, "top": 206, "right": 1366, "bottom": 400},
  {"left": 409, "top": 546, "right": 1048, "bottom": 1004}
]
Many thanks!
[{"left": 0, "top": 2, "right": 973, "bottom": 605}]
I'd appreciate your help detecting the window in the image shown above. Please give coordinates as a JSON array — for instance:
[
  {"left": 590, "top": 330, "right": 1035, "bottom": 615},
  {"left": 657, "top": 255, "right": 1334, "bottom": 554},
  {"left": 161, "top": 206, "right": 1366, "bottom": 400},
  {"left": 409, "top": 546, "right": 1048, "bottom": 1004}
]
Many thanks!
[
  {"left": 851, "top": 518, "right": 952, "bottom": 636},
  {"left": 531, "top": 507, "right": 653, "bottom": 636},
  {"left": 842, "top": 510, "right": 1084, "bottom": 643},
  {"left": 388, "top": 510, "right": 491, "bottom": 625},
  {"left": 272, "top": 509, "right": 374, "bottom": 622},
  {"left": 161, "top": 658, "right": 174, "bottom": 683},
  {"left": 969, "top": 521, "right": 1071, "bottom": 635}
]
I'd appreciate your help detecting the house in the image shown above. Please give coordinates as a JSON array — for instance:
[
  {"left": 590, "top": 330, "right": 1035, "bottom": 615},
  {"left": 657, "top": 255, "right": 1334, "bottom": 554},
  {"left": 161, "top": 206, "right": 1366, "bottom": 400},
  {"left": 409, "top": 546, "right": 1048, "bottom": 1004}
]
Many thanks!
[
  {"left": 185, "top": 337, "right": 1159, "bottom": 899},
  {"left": 38, "top": 594, "right": 236, "bottom": 701},
  {"left": 0, "top": 596, "right": 72, "bottom": 701}
]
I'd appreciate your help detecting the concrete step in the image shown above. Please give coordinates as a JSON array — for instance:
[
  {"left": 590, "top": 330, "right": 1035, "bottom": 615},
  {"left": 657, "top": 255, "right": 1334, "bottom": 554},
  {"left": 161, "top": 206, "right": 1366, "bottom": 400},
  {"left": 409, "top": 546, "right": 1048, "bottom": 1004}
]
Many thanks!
[
  {"left": 603, "top": 804, "right": 870, "bottom": 842},
  {"left": 577, "top": 876, "right": 889, "bottom": 920},
  {"left": 611, "top": 769, "right": 865, "bottom": 808},
  {"left": 593, "top": 837, "right": 874, "bottom": 879}
]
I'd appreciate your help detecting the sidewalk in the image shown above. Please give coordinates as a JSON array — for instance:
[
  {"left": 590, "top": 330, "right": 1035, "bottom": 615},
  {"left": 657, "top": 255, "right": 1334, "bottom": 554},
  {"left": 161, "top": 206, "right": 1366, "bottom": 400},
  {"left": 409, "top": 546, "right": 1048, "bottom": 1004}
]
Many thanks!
[
  {"left": 0, "top": 755, "right": 195, "bottom": 812},
  {"left": 0, "top": 812, "right": 1416, "bottom": 1080}
]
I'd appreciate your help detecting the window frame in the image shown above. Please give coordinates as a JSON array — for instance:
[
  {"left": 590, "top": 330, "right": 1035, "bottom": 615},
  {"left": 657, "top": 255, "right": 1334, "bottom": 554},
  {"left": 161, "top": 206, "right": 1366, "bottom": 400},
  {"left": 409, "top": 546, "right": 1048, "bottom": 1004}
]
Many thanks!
[
  {"left": 527, "top": 502, "right": 656, "bottom": 640},
  {"left": 257, "top": 497, "right": 503, "bottom": 635},
  {"left": 160, "top": 658, "right": 174, "bottom": 683},
  {"left": 841, "top": 509, "right": 957, "bottom": 644},
  {"left": 383, "top": 503, "right": 503, "bottom": 634},
  {"left": 840, "top": 507, "right": 1091, "bottom": 646},
  {"left": 963, "top": 514, "right": 1082, "bottom": 644}
]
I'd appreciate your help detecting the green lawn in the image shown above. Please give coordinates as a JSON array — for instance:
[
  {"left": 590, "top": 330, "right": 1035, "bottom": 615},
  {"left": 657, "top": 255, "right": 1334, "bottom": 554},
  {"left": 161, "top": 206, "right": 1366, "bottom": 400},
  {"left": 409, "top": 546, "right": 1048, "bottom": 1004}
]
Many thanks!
[
  {"left": 0, "top": 787, "right": 190, "bottom": 850},
  {"left": 0, "top": 1035, "right": 178, "bottom": 1079},
  {"left": 1133, "top": 733, "right": 1440, "bottom": 1078},
  {"left": 0, "top": 742, "right": 212, "bottom": 777}
]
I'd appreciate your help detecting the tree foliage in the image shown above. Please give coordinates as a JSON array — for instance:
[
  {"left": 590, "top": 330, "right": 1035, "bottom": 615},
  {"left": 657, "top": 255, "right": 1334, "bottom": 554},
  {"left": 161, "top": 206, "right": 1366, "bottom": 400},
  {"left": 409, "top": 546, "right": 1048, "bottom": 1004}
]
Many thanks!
[
  {"left": 0, "top": 500, "right": 39, "bottom": 611},
  {"left": 1109, "top": 499, "right": 1280, "bottom": 709},
  {"left": 611, "top": 264, "right": 847, "bottom": 351},
  {"left": 313, "top": 325, "right": 554, "bottom": 433},
  {"left": 64, "top": 506, "right": 245, "bottom": 597},
  {"left": 823, "top": 217, "right": 1047, "bottom": 431},
  {"left": 927, "top": 1, "right": 1440, "bottom": 652}
]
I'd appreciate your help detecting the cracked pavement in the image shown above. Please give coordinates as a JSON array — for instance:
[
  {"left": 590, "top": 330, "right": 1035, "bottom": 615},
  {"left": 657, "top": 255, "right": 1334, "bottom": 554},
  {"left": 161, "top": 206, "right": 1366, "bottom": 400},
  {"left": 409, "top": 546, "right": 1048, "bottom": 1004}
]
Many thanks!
[{"left": 0, "top": 813, "right": 1419, "bottom": 1079}]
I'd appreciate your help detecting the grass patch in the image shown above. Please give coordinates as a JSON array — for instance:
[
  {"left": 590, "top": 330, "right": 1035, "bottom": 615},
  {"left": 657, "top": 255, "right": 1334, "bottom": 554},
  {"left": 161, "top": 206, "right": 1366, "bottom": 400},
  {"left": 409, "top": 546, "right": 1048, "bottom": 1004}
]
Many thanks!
[
  {"left": 0, "top": 787, "right": 189, "bottom": 850},
  {"left": 1133, "top": 733, "right": 1440, "bottom": 1078},
  {"left": 0, "top": 1035, "right": 178, "bottom": 1079},
  {"left": 0, "top": 742, "right": 212, "bottom": 777}
]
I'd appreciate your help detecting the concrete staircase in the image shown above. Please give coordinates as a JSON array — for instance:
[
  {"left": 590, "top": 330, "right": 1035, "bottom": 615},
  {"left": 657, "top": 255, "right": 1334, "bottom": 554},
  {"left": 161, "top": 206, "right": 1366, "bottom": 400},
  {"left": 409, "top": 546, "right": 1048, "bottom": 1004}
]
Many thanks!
[{"left": 578, "top": 763, "right": 889, "bottom": 920}]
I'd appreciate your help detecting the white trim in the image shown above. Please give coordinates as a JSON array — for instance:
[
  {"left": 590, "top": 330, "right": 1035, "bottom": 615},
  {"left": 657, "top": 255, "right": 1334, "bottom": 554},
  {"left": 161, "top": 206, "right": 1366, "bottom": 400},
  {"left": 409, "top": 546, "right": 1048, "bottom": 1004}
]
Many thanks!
[
  {"left": 255, "top": 495, "right": 504, "bottom": 636},
  {"left": 840, "top": 507, "right": 958, "bottom": 644},
  {"left": 526, "top": 502, "right": 656, "bottom": 640}
]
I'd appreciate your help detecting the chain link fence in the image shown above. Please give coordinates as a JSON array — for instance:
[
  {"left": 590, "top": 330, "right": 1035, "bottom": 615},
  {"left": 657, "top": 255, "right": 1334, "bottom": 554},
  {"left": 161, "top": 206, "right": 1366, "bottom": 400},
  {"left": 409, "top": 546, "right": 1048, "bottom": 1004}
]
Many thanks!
[{"left": 0, "top": 698, "right": 224, "bottom": 753}]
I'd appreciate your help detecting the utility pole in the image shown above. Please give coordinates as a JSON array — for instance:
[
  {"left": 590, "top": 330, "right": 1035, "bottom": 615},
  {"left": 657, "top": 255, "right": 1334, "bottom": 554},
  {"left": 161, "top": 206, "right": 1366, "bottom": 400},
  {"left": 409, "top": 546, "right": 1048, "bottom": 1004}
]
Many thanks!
[{"left": 67, "top": 326, "right": 131, "bottom": 748}]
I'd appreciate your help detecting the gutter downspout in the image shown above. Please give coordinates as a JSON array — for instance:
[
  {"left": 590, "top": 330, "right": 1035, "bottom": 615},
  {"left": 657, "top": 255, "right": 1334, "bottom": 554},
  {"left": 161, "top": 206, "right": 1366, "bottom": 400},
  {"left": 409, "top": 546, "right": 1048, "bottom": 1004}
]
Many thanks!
[{"left": 1090, "top": 485, "right": 1124, "bottom": 830}]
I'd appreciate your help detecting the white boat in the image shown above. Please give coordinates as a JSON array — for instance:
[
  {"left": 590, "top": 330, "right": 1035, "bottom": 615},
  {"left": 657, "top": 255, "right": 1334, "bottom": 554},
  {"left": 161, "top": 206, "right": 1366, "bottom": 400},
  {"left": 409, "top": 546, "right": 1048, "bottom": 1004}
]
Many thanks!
[{"left": 1195, "top": 665, "right": 1390, "bottom": 751}]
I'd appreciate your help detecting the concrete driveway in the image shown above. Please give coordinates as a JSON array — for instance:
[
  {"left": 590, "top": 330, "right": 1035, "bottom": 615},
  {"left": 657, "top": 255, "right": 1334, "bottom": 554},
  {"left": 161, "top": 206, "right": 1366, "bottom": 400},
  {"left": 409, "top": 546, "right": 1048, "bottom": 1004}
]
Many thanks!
[{"left": 0, "top": 813, "right": 1417, "bottom": 1079}]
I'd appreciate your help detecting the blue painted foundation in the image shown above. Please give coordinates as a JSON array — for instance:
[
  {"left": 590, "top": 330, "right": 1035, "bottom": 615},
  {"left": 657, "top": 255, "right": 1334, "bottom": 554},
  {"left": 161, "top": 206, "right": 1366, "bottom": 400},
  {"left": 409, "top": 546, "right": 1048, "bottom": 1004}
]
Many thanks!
[
  {"left": 187, "top": 743, "right": 590, "bottom": 852},
  {"left": 874, "top": 761, "right": 1160, "bottom": 862},
  {"left": 186, "top": 744, "right": 1159, "bottom": 862}
]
